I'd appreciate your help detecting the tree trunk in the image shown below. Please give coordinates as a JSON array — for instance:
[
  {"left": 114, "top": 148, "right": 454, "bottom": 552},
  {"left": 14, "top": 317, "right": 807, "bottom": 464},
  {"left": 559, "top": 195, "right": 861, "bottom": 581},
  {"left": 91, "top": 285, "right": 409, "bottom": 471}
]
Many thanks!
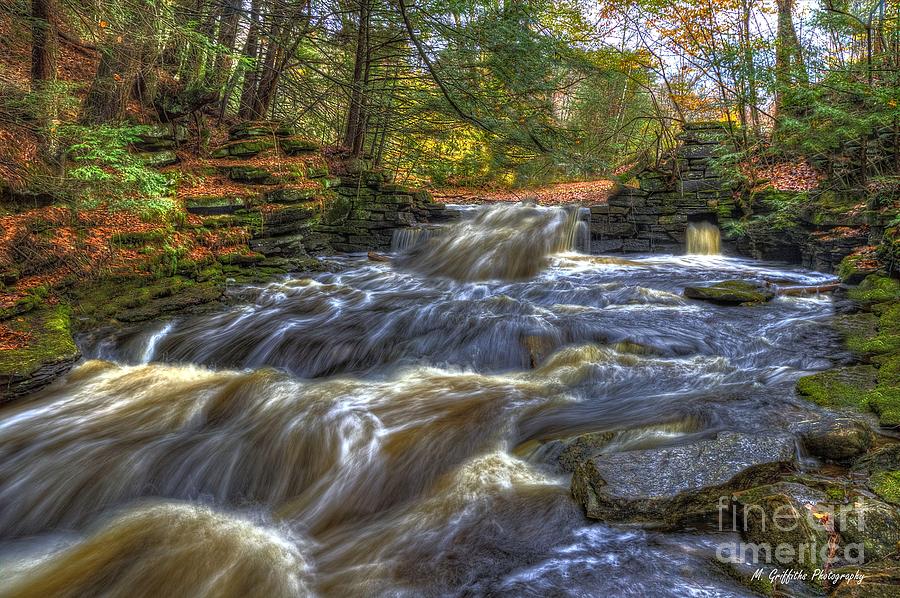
[
  {"left": 774, "top": 0, "right": 805, "bottom": 118},
  {"left": 30, "top": 0, "right": 57, "bottom": 85},
  {"left": 344, "top": 0, "right": 370, "bottom": 155},
  {"left": 83, "top": 42, "right": 134, "bottom": 123},
  {"left": 238, "top": 0, "right": 264, "bottom": 118},
  {"left": 212, "top": 0, "right": 241, "bottom": 89}
]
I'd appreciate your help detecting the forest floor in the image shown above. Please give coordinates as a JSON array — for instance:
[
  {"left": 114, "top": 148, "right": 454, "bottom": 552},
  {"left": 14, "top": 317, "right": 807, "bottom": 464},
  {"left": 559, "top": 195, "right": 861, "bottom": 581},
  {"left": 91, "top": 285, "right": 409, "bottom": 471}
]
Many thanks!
[{"left": 432, "top": 180, "right": 615, "bottom": 206}]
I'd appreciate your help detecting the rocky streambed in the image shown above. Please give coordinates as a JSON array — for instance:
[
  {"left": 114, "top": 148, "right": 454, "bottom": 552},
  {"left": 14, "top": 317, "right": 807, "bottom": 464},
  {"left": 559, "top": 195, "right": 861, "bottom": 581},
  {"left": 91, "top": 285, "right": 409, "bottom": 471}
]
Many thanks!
[{"left": 1, "top": 203, "right": 899, "bottom": 596}]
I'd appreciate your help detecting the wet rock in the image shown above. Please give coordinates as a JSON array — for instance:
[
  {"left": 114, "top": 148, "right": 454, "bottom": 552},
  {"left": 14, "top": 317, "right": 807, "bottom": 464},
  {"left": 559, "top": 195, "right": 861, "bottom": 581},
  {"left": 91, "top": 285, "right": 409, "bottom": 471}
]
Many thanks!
[
  {"left": 570, "top": 431, "right": 796, "bottom": 524},
  {"left": 683, "top": 280, "right": 774, "bottom": 304},
  {"left": 0, "top": 306, "right": 80, "bottom": 402},
  {"left": 733, "top": 482, "right": 831, "bottom": 573},
  {"left": 546, "top": 431, "right": 616, "bottom": 473},
  {"left": 116, "top": 282, "right": 224, "bottom": 323},
  {"left": 840, "top": 497, "right": 900, "bottom": 562},
  {"left": 796, "top": 417, "right": 874, "bottom": 463}
]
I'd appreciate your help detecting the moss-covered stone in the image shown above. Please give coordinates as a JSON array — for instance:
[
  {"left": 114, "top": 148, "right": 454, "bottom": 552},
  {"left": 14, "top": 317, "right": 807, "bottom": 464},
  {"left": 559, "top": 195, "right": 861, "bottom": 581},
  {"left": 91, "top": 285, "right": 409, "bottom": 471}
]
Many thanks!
[
  {"left": 838, "top": 252, "right": 882, "bottom": 284},
  {"left": 226, "top": 166, "right": 280, "bottom": 184},
  {"left": 0, "top": 284, "right": 50, "bottom": 319},
  {"left": 264, "top": 187, "right": 318, "bottom": 204},
  {"left": 228, "top": 121, "right": 295, "bottom": 141},
  {"left": 868, "top": 387, "right": 900, "bottom": 427},
  {"left": 683, "top": 280, "right": 774, "bottom": 304},
  {"left": 0, "top": 306, "right": 80, "bottom": 401},
  {"left": 834, "top": 312, "right": 880, "bottom": 355},
  {"left": 870, "top": 470, "right": 900, "bottom": 506},
  {"left": 796, "top": 366, "right": 878, "bottom": 410},
  {"left": 280, "top": 137, "right": 320, "bottom": 155},
  {"left": 137, "top": 150, "right": 178, "bottom": 167},
  {"left": 210, "top": 138, "right": 275, "bottom": 158},
  {"left": 733, "top": 482, "right": 831, "bottom": 575},
  {"left": 849, "top": 275, "right": 900, "bottom": 304}
]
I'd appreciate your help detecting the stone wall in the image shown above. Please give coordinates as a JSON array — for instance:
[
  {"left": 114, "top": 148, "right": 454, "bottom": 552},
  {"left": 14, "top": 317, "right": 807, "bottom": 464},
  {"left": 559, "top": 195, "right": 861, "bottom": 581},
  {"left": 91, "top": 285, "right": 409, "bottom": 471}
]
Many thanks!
[
  {"left": 314, "top": 173, "right": 449, "bottom": 253},
  {"left": 179, "top": 122, "right": 448, "bottom": 264},
  {"left": 590, "top": 123, "right": 737, "bottom": 253}
]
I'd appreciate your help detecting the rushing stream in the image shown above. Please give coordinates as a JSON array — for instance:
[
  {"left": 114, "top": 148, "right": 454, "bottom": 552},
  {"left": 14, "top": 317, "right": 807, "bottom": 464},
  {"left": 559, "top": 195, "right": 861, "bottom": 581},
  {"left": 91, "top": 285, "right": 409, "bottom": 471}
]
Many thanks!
[{"left": 0, "top": 204, "right": 842, "bottom": 597}]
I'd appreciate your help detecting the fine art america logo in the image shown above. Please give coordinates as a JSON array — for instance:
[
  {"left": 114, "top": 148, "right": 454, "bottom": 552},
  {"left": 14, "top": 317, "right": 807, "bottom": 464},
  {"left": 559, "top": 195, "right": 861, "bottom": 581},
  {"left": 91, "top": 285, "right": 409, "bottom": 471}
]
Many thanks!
[{"left": 713, "top": 494, "right": 867, "bottom": 587}]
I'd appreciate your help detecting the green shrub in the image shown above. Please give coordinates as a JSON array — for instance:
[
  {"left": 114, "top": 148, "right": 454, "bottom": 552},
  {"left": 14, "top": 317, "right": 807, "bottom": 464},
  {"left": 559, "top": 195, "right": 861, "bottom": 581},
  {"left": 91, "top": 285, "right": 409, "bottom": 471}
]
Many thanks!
[{"left": 61, "top": 124, "right": 178, "bottom": 220}]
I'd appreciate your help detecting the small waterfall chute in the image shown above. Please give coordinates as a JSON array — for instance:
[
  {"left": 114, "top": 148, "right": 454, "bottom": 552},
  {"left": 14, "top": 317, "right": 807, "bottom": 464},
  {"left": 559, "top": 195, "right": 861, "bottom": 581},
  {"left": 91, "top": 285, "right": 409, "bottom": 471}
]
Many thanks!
[
  {"left": 391, "top": 227, "right": 435, "bottom": 252},
  {"left": 686, "top": 221, "right": 721, "bottom": 255}
]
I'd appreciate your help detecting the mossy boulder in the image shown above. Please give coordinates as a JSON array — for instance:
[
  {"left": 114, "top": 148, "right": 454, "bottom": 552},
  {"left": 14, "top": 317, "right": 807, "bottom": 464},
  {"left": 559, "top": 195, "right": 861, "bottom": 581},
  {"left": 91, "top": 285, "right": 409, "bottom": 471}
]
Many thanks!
[
  {"left": 733, "top": 482, "right": 831, "bottom": 574},
  {"left": 838, "top": 252, "right": 882, "bottom": 285},
  {"left": 849, "top": 275, "right": 900, "bottom": 304},
  {"left": 219, "top": 251, "right": 266, "bottom": 266},
  {"left": 184, "top": 195, "right": 245, "bottom": 215},
  {"left": 69, "top": 275, "right": 223, "bottom": 327},
  {"left": 684, "top": 280, "right": 775, "bottom": 304},
  {"left": 137, "top": 150, "right": 178, "bottom": 167},
  {"left": 0, "top": 306, "right": 80, "bottom": 401},
  {"left": 226, "top": 166, "right": 280, "bottom": 185},
  {"left": 210, "top": 138, "right": 275, "bottom": 158},
  {"left": 228, "top": 121, "right": 295, "bottom": 141},
  {"left": 133, "top": 123, "right": 185, "bottom": 151},
  {"left": 280, "top": 137, "right": 320, "bottom": 155},
  {"left": 839, "top": 497, "right": 900, "bottom": 562}
]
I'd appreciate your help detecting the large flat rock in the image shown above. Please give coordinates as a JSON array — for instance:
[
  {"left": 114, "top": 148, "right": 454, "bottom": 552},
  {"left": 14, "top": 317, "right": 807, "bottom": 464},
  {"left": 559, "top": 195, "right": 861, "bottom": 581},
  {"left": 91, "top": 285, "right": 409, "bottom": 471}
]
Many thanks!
[{"left": 571, "top": 431, "right": 796, "bottom": 524}]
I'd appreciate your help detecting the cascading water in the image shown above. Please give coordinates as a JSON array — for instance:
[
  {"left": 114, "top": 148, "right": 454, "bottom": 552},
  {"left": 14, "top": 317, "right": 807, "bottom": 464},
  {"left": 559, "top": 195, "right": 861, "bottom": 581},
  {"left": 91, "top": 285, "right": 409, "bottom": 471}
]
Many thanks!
[
  {"left": 0, "top": 202, "right": 842, "bottom": 597},
  {"left": 390, "top": 227, "right": 434, "bottom": 252},
  {"left": 686, "top": 220, "right": 721, "bottom": 255}
]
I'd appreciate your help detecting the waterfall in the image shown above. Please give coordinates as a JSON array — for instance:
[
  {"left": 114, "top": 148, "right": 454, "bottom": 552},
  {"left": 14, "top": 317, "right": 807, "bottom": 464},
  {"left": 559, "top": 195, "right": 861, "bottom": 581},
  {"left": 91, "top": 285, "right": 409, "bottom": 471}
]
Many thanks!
[
  {"left": 686, "top": 221, "right": 720, "bottom": 255},
  {"left": 391, "top": 228, "right": 434, "bottom": 252},
  {"left": 576, "top": 207, "right": 591, "bottom": 254},
  {"left": 393, "top": 203, "right": 586, "bottom": 281}
]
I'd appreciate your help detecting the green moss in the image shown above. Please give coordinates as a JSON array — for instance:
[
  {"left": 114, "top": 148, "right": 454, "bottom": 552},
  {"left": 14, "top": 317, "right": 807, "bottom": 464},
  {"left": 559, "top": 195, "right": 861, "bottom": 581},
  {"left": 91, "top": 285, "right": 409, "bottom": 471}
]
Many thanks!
[
  {"left": 0, "top": 284, "right": 50, "bottom": 319},
  {"left": 867, "top": 387, "right": 900, "bottom": 427},
  {"left": 833, "top": 312, "right": 879, "bottom": 354},
  {"left": 848, "top": 275, "right": 900, "bottom": 303},
  {"left": 877, "top": 354, "right": 900, "bottom": 387},
  {"left": 0, "top": 306, "right": 78, "bottom": 377},
  {"left": 870, "top": 470, "right": 900, "bottom": 505},
  {"left": 837, "top": 250, "right": 883, "bottom": 284},
  {"left": 795, "top": 366, "right": 877, "bottom": 409}
]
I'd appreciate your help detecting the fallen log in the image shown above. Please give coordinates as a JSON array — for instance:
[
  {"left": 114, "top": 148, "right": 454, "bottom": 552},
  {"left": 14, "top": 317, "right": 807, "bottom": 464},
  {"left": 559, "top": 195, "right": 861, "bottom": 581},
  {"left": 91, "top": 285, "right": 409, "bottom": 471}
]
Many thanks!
[
  {"left": 775, "top": 283, "right": 841, "bottom": 296},
  {"left": 367, "top": 251, "right": 390, "bottom": 263}
]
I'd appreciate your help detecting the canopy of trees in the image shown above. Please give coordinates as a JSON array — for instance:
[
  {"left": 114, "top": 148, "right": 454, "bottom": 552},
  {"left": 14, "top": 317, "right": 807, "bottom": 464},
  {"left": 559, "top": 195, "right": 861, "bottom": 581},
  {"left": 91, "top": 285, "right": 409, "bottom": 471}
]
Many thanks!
[{"left": 5, "top": 0, "right": 900, "bottom": 186}]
